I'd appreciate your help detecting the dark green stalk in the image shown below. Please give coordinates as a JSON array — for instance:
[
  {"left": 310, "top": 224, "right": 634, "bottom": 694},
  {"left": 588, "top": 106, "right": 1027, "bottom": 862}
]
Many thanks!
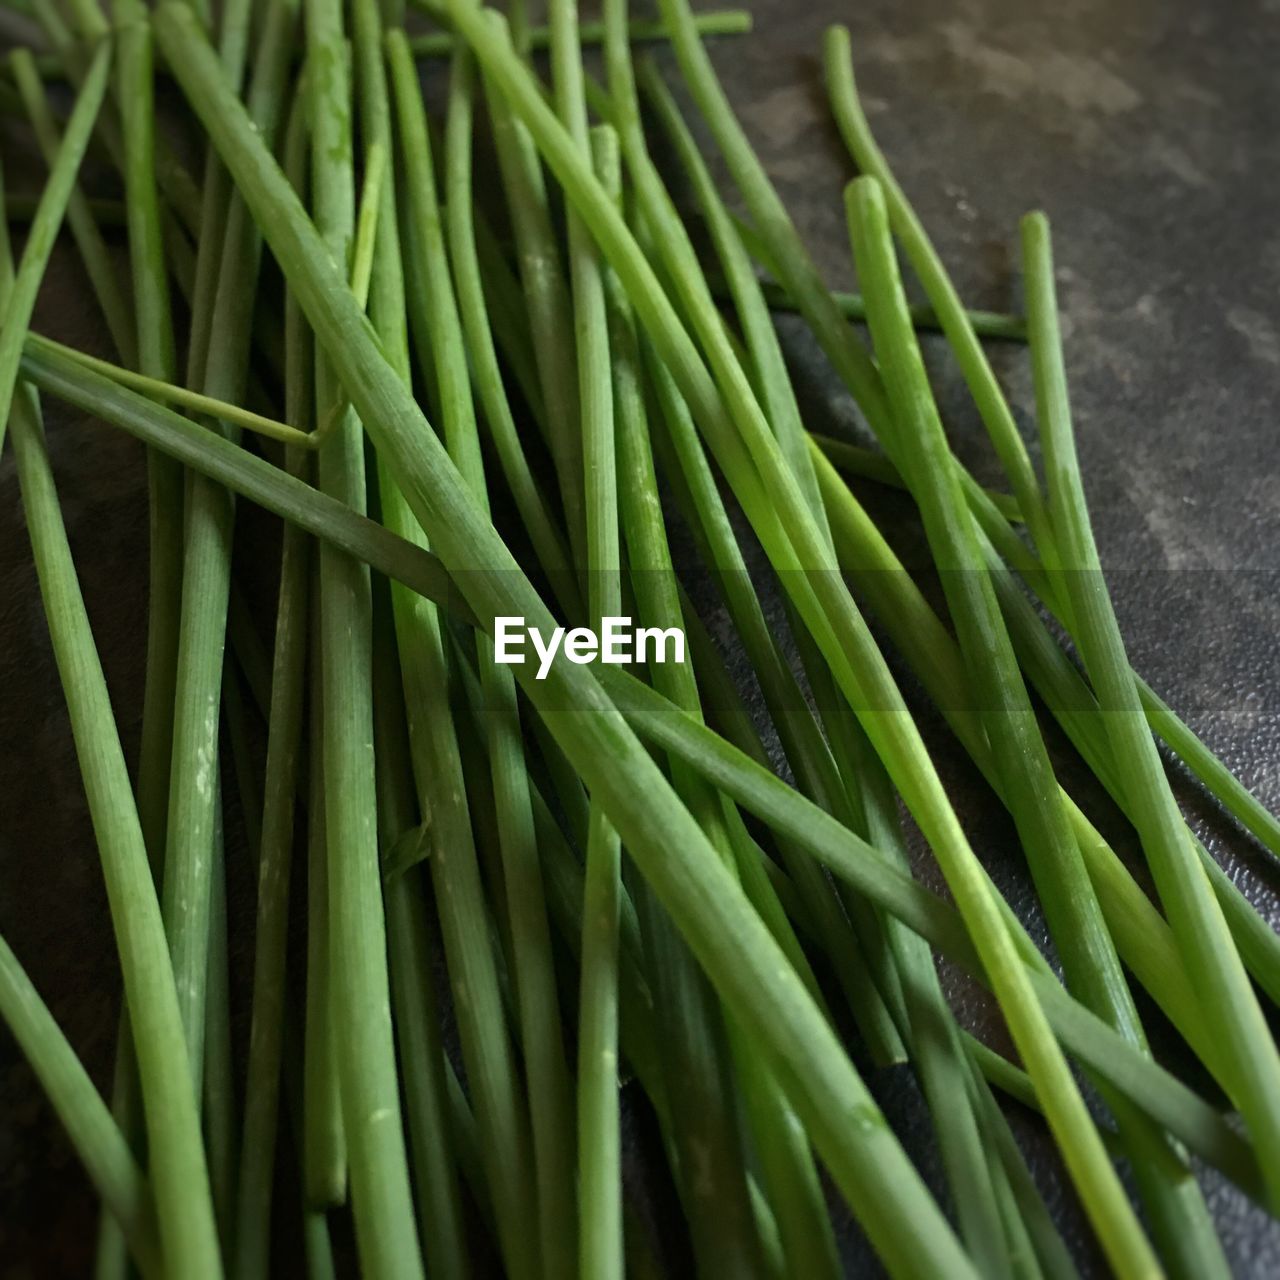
[
  {"left": 0, "top": 41, "right": 110, "bottom": 458},
  {"left": 94, "top": 8, "right": 183, "bottom": 1271},
  {"left": 302, "top": 620, "right": 346, "bottom": 1206},
  {"left": 814, "top": 432, "right": 1022, "bottom": 521},
  {"left": 203, "top": 780, "right": 237, "bottom": 1251},
  {"left": 480, "top": 13, "right": 586, "bottom": 570},
  {"left": 305, "top": 0, "right": 423, "bottom": 1267},
  {"left": 443, "top": 44, "right": 579, "bottom": 617},
  {"left": 371, "top": 590, "right": 470, "bottom": 1280},
  {"left": 161, "top": 0, "right": 296, "bottom": 1103},
  {"left": 1023, "top": 209, "right": 1280, "bottom": 1209},
  {"left": 408, "top": 8, "right": 752, "bottom": 56},
  {"left": 9, "top": 48, "right": 136, "bottom": 367},
  {"left": 232, "top": 80, "right": 313, "bottom": 1279},
  {"left": 385, "top": 27, "right": 552, "bottom": 1280}
]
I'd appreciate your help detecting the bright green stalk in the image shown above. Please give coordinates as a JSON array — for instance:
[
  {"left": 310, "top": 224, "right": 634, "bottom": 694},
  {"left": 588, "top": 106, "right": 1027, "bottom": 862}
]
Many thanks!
[
  {"left": 963, "top": 487, "right": 1280, "bottom": 996},
  {"left": 6, "top": 391, "right": 221, "bottom": 1276},
  {"left": 849, "top": 174, "right": 1220, "bottom": 1278},
  {"left": 232, "top": 83, "right": 313, "bottom": 1279},
  {"left": 30, "top": 344, "right": 1260, "bottom": 1201},
  {"left": 408, "top": 8, "right": 752, "bottom": 56},
  {"left": 652, "top": 0, "right": 892, "bottom": 437},
  {"left": 443, "top": 44, "right": 579, "bottom": 617},
  {"left": 95, "top": 9, "right": 183, "bottom": 1271},
  {"left": 546, "top": 13, "right": 629, "bottom": 1272},
  {"left": 823, "top": 25, "right": 1056, "bottom": 560},
  {"left": 1023, "top": 209, "right": 1280, "bottom": 1210},
  {"left": 154, "top": 9, "right": 978, "bottom": 1273},
  {"left": 815, "top": 432, "right": 1023, "bottom": 521},
  {"left": 385, "top": 27, "right": 561, "bottom": 1279},
  {"left": 981, "top": 537, "right": 1280, "bottom": 1009},
  {"left": 25, "top": 333, "right": 310, "bottom": 446},
  {"left": 0, "top": 934, "right": 160, "bottom": 1276},
  {"left": 0, "top": 41, "right": 110, "bottom": 458},
  {"left": 306, "top": 0, "right": 422, "bottom": 1268},
  {"left": 810, "top": 447, "right": 1235, "bottom": 1084},
  {"left": 9, "top": 48, "right": 137, "bottom": 369},
  {"left": 745, "top": 275, "right": 1028, "bottom": 342}
]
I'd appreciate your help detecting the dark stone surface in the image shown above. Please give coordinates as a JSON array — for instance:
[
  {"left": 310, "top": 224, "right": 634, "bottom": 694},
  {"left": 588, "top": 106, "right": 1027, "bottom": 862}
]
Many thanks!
[{"left": 1, "top": 0, "right": 1278, "bottom": 1275}]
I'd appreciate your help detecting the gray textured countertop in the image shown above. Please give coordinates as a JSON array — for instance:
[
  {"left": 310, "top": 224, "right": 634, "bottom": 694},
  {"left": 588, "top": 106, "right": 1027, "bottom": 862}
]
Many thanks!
[{"left": 1, "top": 1, "right": 1278, "bottom": 1274}]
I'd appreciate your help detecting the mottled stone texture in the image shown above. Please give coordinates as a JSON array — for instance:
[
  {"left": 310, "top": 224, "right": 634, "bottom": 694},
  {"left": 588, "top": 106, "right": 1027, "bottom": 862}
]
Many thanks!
[{"left": 1, "top": 1, "right": 1277, "bottom": 1274}]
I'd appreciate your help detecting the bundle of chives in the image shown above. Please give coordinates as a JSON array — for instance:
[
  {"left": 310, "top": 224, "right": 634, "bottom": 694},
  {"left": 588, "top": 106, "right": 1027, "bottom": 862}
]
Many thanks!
[{"left": 3, "top": 3, "right": 1278, "bottom": 1277}]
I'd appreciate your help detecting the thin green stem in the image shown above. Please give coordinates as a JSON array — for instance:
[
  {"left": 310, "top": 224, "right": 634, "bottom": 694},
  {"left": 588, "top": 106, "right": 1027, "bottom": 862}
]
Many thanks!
[
  {"left": 408, "top": 8, "right": 752, "bottom": 57},
  {"left": 9, "top": 48, "right": 138, "bottom": 368},
  {"left": 386, "top": 26, "right": 554, "bottom": 1280},
  {"left": 823, "top": 25, "right": 1056, "bottom": 559},
  {"left": 0, "top": 933, "right": 160, "bottom": 1275},
  {"left": 1024, "top": 209, "right": 1280, "bottom": 1210},
  {"left": 306, "top": 0, "right": 423, "bottom": 1268},
  {"left": 0, "top": 41, "right": 110, "bottom": 457},
  {"left": 849, "top": 174, "right": 1213, "bottom": 1277}
]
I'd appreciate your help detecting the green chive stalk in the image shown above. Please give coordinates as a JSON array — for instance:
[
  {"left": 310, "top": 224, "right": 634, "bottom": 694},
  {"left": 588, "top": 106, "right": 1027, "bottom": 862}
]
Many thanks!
[
  {"left": 1023, "top": 209, "right": 1280, "bottom": 1210},
  {"left": 386, "top": 27, "right": 571, "bottom": 1279},
  {"left": 848, "top": 173, "right": 1222, "bottom": 1277},
  {"left": 347, "top": 13, "right": 469, "bottom": 1273},
  {"left": 5, "top": 344, "right": 221, "bottom": 1279},
  {"left": 810, "top": 448, "right": 1233, "bottom": 1083},
  {"left": 367, "top": 24, "right": 541, "bottom": 1280},
  {"left": 9, "top": 49, "right": 137, "bottom": 368},
  {"left": 160, "top": 0, "right": 298, "bottom": 1115},
  {"left": 0, "top": 40, "right": 110, "bottom": 457},
  {"left": 0, "top": 933, "right": 160, "bottom": 1276},
  {"left": 623, "top": 50, "right": 904, "bottom": 1062},
  {"left": 744, "top": 276, "right": 1028, "bottom": 342},
  {"left": 407, "top": 8, "right": 752, "bottom": 57},
  {"left": 443, "top": 44, "right": 579, "bottom": 617},
  {"left": 481, "top": 13, "right": 586, "bottom": 568},
  {"left": 370, "top": 586, "right": 471, "bottom": 1280},
  {"left": 304, "top": 0, "right": 423, "bottom": 1266},
  {"left": 822, "top": 25, "right": 1057, "bottom": 561},
  {"left": 231, "top": 76, "right": 313, "bottom": 1279}
]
